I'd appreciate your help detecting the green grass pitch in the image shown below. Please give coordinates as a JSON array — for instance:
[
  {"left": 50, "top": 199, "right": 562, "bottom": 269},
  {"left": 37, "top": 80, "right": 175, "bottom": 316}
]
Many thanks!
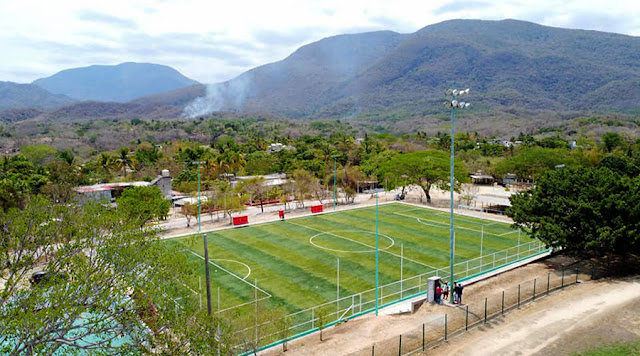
[{"left": 164, "top": 202, "right": 535, "bottom": 315}]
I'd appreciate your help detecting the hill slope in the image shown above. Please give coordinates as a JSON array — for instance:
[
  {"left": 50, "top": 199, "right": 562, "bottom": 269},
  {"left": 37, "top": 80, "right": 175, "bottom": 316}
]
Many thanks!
[
  {"left": 33, "top": 62, "right": 199, "bottom": 103},
  {"left": 0, "top": 81, "right": 75, "bottom": 111},
  {"left": 184, "top": 19, "right": 640, "bottom": 118}
]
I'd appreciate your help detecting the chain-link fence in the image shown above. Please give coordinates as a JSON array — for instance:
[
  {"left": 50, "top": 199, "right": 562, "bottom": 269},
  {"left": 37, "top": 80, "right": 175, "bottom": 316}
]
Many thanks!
[{"left": 348, "top": 266, "right": 589, "bottom": 355}]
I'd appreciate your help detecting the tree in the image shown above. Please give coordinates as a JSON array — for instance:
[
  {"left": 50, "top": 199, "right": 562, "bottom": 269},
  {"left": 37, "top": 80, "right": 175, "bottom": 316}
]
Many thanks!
[
  {"left": 495, "top": 147, "right": 576, "bottom": 182},
  {"left": 507, "top": 167, "right": 640, "bottom": 257},
  {"left": 240, "top": 177, "right": 268, "bottom": 213},
  {"left": 602, "top": 132, "right": 624, "bottom": 153},
  {"left": 116, "top": 147, "right": 133, "bottom": 178},
  {"left": 182, "top": 202, "right": 198, "bottom": 227},
  {"left": 292, "top": 169, "right": 316, "bottom": 208},
  {"left": 0, "top": 196, "right": 210, "bottom": 354},
  {"left": 116, "top": 186, "right": 170, "bottom": 228},
  {"left": 379, "top": 150, "right": 468, "bottom": 202}
]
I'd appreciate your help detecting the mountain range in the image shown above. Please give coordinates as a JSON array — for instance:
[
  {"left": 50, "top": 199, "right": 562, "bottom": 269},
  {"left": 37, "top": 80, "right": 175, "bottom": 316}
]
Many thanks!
[
  {"left": 186, "top": 19, "right": 640, "bottom": 118},
  {"left": 1, "top": 19, "right": 639, "bottom": 124}
]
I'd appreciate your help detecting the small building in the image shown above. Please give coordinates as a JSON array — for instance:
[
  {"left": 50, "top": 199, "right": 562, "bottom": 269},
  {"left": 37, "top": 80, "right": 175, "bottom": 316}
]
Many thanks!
[
  {"left": 470, "top": 174, "right": 494, "bottom": 185},
  {"left": 232, "top": 173, "right": 288, "bottom": 188},
  {"left": 267, "top": 143, "right": 295, "bottom": 153},
  {"left": 73, "top": 170, "right": 172, "bottom": 204}
]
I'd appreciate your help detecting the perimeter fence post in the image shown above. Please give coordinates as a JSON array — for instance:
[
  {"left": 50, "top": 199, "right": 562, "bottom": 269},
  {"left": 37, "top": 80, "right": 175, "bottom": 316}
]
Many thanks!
[
  {"left": 371, "top": 345, "right": 374, "bottom": 356},
  {"left": 422, "top": 323, "right": 425, "bottom": 351},
  {"left": 517, "top": 284, "right": 521, "bottom": 309},
  {"left": 398, "top": 334, "right": 402, "bottom": 355},
  {"left": 444, "top": 314, "right": 448, "bottom": 341},
  {"left": 311, "top": 308, "right": 315, "bottom": 329},
  {"left": 547, "top": 272, "right": 550, "bottom": 295},
  {"left": 576, "top": 267, "right": 580, "bottom": 284},
  {"left": 501, "top": 291, "right": 504, "bottom": 315},
  {"left": 533, "top": 278, "right": 537, "bottom": 301},
  {"left": 561, "top": 270, "right": 565, "bottom": 288},
  {"left": 484, "top": 298, "right": 487, "bottom": 323},
  {"left": 465, "top": 305, "right": 469, "bottom": 331}
]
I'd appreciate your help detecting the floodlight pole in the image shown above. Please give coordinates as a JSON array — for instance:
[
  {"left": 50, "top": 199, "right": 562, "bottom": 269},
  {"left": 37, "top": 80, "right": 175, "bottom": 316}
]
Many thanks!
[
  {"left": 375, "top": 191, "right": 379, "bottom": 316},
  {"left": 444, "top": 86, "right": 470, "bottom": 303},
  {"left": 203, "top": 233, "right": 213, "bottom": 315},
  {"left": 333, "top": 155, "right": 339, "bottom": 210},
  {"left": 449, "top": 88, "right": 456, "bottom": 304},
  {"left": 190, "top": 160, "right": 207, "bottom": 233},
  {"left": 198, "top": 165, "right": 202, "bottom": 233}
]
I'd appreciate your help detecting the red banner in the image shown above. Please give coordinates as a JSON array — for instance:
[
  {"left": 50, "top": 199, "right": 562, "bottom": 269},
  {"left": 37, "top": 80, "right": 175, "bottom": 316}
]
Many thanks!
[
  {"left": 311, "top": 205, "right": 323, "bottom": 213},
  {"left": 232, "top": 215, "right": 249, "bottom": 226}
]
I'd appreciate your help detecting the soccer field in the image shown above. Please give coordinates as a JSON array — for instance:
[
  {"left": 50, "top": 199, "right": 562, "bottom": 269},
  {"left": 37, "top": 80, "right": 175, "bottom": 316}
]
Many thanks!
[{"left": 165, "top": 202, "right": 544, "bottom": 324}]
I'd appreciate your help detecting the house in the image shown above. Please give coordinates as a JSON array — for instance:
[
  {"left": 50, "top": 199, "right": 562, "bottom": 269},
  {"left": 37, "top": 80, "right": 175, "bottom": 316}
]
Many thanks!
[
  {"left": 470, "top": 174, "right": 494, "bottom": 185},
  {"left": 267, "top": 143, "right": 295, "bottom": 153},
  {"left": 73, "top": 170, "right": 172, "bottom": 204}
]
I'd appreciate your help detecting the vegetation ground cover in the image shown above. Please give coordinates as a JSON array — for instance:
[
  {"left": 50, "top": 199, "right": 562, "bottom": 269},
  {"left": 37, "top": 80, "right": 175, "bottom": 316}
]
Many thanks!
[{"left": 165, "top": 202, "right": 535, "bottom": 316}]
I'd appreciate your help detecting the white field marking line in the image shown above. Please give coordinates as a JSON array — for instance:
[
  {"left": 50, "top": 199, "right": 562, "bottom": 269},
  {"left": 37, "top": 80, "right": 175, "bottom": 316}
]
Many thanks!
[
  {"left": 309, "top": 230, "right": 395, "bottom": 253},
  {"left": 214, "top": 259, "right": 252, "bottom": 280},
  {"left": 286, "top": 220, "right": 438, "bottom": 270},
  {"left": 499, "top": 230, "right": 519, "bottom": 237},
  {"left": 179, "top": 249, "right": 251, "bottom": 279},
  {"left": 189, "top": 251, "right": 272, "bottom": 297},
  {"left": 179, "top": 249, "right": 252, "bottom": 279}
]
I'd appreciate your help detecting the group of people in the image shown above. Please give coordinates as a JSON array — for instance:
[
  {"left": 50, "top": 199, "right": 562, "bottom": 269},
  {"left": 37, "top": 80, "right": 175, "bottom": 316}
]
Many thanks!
[{"left": 434, "top": 281, "right": 464, "bottom": 304}]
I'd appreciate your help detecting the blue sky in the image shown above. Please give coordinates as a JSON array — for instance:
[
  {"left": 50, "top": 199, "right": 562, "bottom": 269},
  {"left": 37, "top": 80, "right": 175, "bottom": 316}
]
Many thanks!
[{"left": 1, "top": 0, "right": 638, "bottom": 84}]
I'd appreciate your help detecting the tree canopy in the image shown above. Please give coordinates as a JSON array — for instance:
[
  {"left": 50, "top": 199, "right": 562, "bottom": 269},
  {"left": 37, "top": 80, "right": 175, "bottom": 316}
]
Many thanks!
[
  {"left": 0, "top": 196, "right": 217, "bottom": 354},
  {"left": 508, "top": 167, "right": 640, "bottom": 257},
  {"left": 378, "top": 150, "right": 468, "bottom": 201},
  {"left": 116, "top": 185, "right": 171, "bottom": 227}
]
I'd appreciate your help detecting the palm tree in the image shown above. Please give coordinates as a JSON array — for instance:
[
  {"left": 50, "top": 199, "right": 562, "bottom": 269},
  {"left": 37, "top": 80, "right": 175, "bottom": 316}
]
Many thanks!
[{"left": 116, "top": 147, "right": 132, "bottom": 178}]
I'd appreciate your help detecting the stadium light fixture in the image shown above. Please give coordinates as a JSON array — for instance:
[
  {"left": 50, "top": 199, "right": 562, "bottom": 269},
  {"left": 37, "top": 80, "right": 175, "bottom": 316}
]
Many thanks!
[{"left": 443, "top": 86, "right": 470, "bottom": 304}]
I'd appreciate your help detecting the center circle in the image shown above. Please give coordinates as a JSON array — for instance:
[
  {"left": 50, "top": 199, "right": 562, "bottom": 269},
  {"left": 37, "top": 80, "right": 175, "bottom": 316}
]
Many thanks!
[{"left": 309, "top": 230, "right": 395, "bottom": 253}]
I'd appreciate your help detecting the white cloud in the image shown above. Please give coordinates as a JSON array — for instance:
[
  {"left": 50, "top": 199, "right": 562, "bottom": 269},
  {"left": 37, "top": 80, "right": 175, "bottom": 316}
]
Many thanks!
[{"left": 0, "top": 0, "right": 638, "bottom": 84}]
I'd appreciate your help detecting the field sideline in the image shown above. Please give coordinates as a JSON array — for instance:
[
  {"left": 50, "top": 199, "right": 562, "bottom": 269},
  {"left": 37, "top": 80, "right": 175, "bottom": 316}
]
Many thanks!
[{"left": 164, "top": 202, "right": 535, "bottom": 315}]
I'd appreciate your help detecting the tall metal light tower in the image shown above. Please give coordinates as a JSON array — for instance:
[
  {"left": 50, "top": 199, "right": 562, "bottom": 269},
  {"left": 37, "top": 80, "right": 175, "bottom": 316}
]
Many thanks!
[{"left": 444, "top": 87, "right": 470, "bottom": 303}]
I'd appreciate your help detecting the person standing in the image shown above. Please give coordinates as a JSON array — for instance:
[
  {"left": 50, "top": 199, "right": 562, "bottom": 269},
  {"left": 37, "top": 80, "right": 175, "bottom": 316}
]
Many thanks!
[
  {"left": 458, "top": 283, "right": 464, "bottom": 304},
  {"left": 443, "top": 282, "right": 449, "bottom": 301},
  {"left": 452, "top": 283, "right": 458, "bottom": 304},
  {"left": 435, "top": 284, "right": 443, "bottom": 304}
]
